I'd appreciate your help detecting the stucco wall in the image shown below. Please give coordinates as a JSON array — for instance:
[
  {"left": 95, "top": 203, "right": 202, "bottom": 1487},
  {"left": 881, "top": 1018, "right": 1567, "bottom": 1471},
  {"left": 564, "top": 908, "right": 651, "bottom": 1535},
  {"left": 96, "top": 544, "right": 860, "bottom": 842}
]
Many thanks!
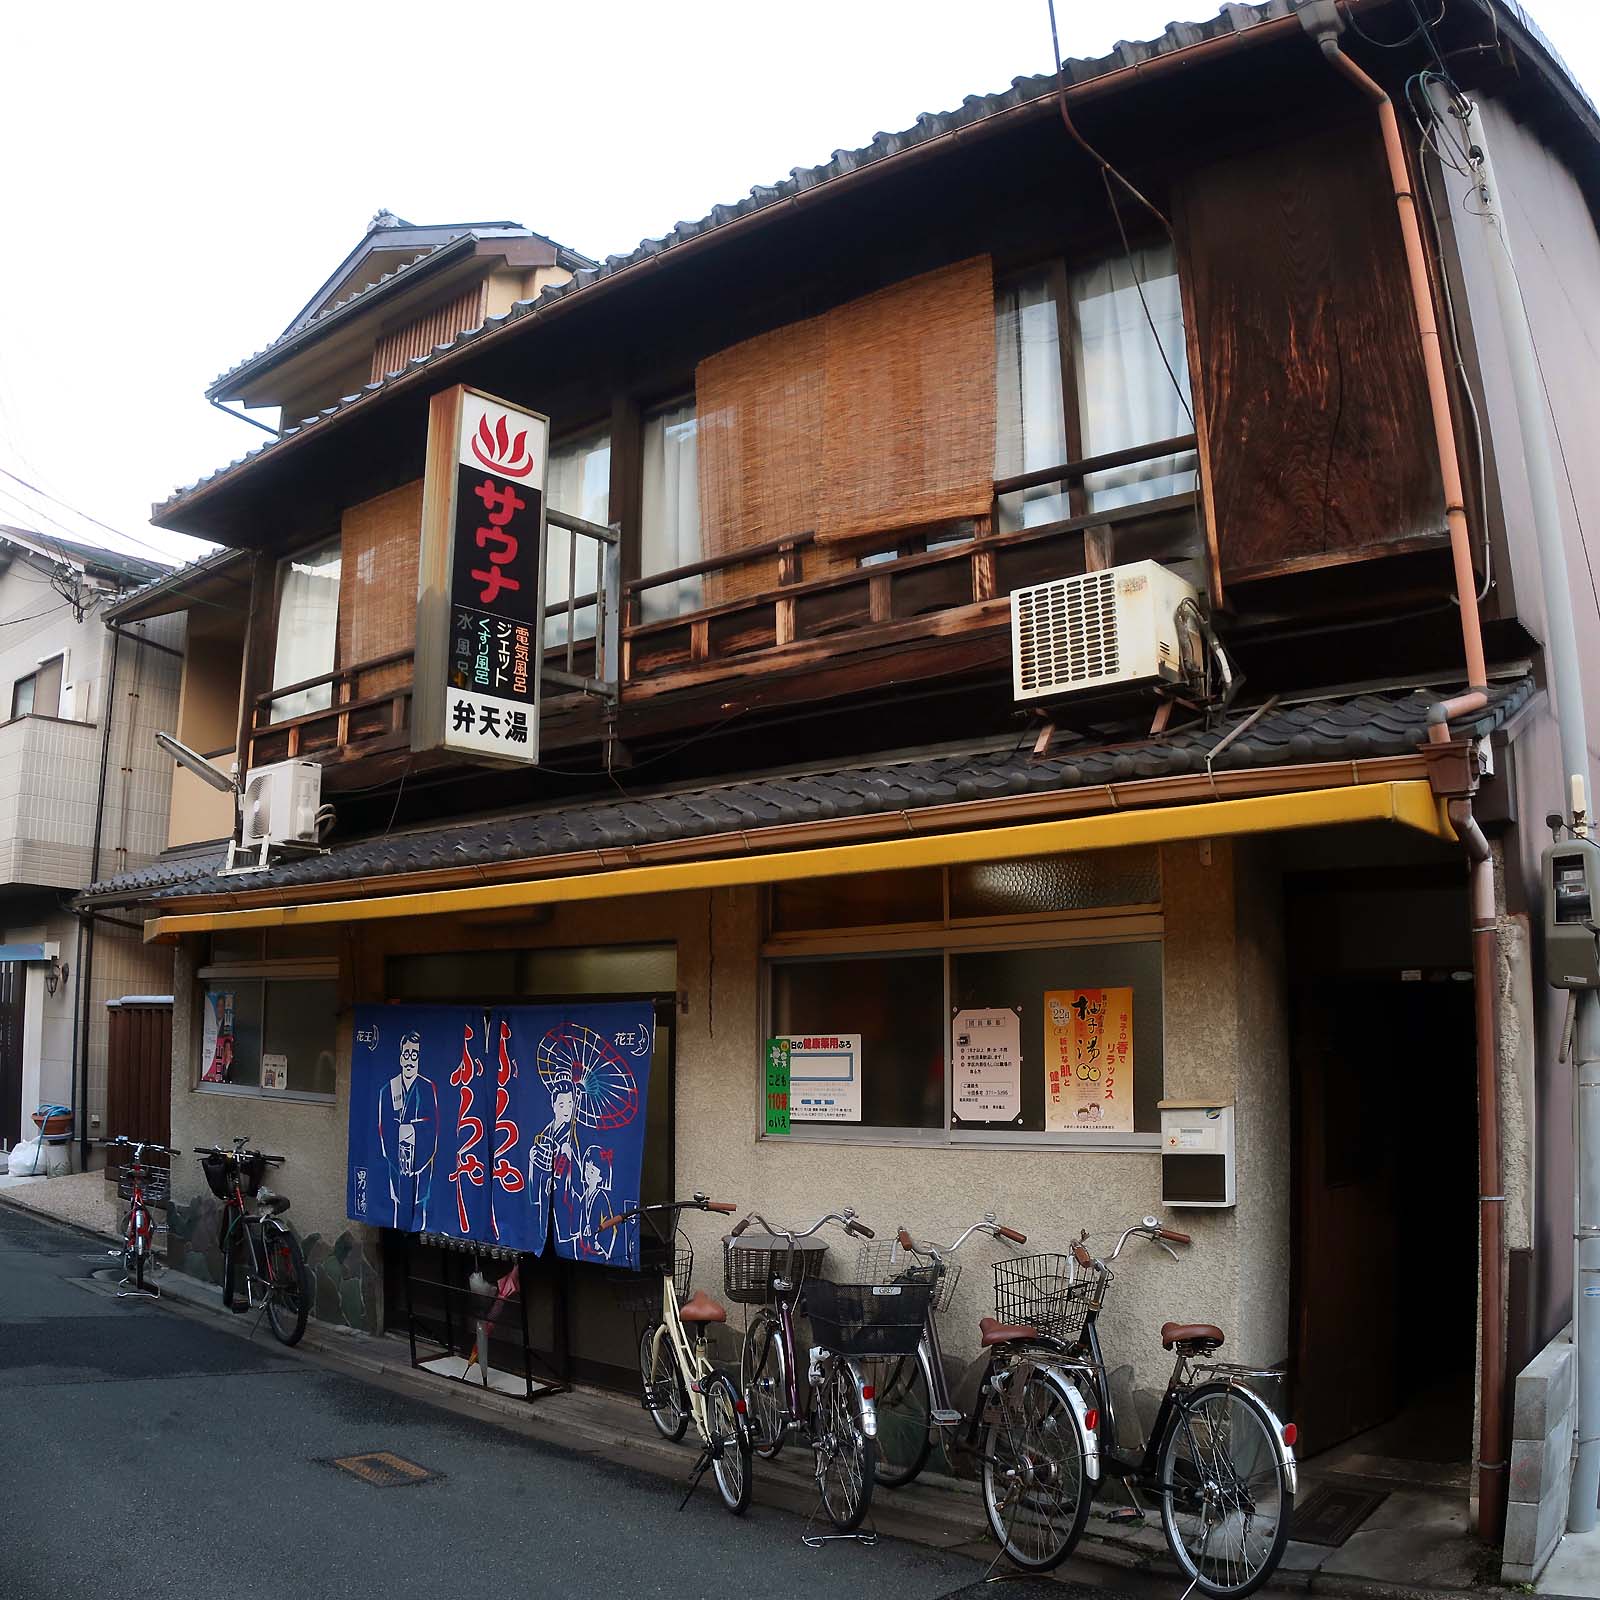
[{"left": 163, "top": 841, "right": 1290, "bottom": 1374}]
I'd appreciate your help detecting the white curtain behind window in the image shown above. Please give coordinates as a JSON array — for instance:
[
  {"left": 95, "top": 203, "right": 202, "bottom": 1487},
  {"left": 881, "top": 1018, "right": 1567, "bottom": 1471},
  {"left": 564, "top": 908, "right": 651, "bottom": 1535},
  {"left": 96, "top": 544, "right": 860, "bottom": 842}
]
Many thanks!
[
  {"left": 1071, "top": 245, "right": 1196, "bottom": 512},
  {"left": 640, "top": 401, "right": 702, "bottom": 623},
  {"left": 994, "top": 274, "right": 1069, "bottom": 533},
  {"left": 269, "top": 538, "right": 341, "bottom": 723},
  {"left": 545, "top": 430, "right": 610, "bottom": 648}
]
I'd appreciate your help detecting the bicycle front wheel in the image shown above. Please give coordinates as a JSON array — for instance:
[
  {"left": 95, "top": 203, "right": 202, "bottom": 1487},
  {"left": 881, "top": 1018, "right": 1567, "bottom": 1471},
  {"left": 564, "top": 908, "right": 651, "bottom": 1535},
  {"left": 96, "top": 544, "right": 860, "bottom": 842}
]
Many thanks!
[
  {"left": 264, "top": 1224, "right": 310, "bottom": 1346},
  {"left": 640, "top": 1323, "right": 688, "bottom": 1441},
  {"left": 815, "top": 1361, "right": 876, "bottom": 1532},
  {"left": 705, "top": 1373, "right": 753, "bottom": 1515},
  {"left": 742, "top": 1311, "right": 788, "bottom": 1461},
  {"left": 1158, "top": 1381, "right": 1292, "bottom": 1599},
  {"left": 981, "top": 1364, "right": 1094, "bottom": 1571},
  {"left": 862, "top": 1346, "right": 934, "bottom": 1488}
]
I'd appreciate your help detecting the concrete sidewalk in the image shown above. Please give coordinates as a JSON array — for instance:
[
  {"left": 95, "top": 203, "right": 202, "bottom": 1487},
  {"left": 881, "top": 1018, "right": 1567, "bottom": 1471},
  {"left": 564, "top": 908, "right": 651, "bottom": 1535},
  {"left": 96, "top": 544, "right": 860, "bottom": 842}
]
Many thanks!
[
  {"left": 0, "top": 1167, "right": 123, "bottom": 1236},
  {"left": 0, "top": 1182, "right": 1502, "bottom": 1597}
]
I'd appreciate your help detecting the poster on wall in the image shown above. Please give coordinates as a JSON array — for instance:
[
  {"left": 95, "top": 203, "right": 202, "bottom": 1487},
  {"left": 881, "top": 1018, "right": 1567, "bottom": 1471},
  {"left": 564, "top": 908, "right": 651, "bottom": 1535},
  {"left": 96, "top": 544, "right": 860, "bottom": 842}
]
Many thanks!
[
  {"left": 763, "top": 1039, "right": 791, "bottom": 1136},
  {"left": 781, "top": 1034, "right": 863, "bottom": 1123},
  {"left": 346, "top": 1002, "right": 654, "bottom": 1268},
  {"left": 201, "top": 990, "right": 234, "bottom": 1083},
  {"left": 951, "top": 1007, "right": 1023, "bottom": 1124},
  {"left": 1044, "top": 988, "right": 1134, "bottom": 1132}
]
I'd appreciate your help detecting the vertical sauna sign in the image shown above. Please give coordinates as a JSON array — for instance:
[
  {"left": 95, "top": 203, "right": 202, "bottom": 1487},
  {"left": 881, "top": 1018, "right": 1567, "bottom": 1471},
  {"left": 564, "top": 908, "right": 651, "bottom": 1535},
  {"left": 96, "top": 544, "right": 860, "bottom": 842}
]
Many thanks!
[{"left": 414, "top": 384, "right": 550, "bottom": 764}]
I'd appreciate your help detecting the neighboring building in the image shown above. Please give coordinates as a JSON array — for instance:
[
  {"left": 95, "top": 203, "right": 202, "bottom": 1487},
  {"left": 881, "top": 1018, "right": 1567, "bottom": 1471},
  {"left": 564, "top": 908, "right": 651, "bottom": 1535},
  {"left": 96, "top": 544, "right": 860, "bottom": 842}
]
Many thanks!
[
  {"left": 76, "top": 0, "right": 1600, "bottom": 1565},
  {"left": 0, "top": 524, "right": 176, "bottom": 1157}
]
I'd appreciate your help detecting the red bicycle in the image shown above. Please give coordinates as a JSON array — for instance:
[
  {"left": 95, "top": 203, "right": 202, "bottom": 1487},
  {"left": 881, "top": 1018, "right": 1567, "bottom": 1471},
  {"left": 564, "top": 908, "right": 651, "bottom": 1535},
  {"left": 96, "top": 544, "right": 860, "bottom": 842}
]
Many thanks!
[{"left": 101, "top": 1136, "right": 173, "bottom": 1299}]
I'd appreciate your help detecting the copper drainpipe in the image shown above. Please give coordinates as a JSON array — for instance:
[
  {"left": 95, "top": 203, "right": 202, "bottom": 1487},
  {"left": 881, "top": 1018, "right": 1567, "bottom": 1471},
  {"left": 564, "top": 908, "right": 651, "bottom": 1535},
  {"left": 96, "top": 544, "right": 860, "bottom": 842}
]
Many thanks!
[{"left": 1302, "top": 2, "right": 1504, "bottom": 1540}]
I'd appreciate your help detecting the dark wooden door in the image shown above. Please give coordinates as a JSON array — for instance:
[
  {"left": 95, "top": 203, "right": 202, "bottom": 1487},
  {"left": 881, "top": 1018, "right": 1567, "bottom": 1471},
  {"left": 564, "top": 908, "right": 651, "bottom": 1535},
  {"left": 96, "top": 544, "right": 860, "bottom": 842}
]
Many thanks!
[
  {"left": 1292, "top": 983, "right": 1401, "bottom": 1453},
  {"left": 0, "top": 962, "right": 22, "bottom": 1148},
  {"left": 104, "top": 1002, "right": 173, "bottom": 1179}
]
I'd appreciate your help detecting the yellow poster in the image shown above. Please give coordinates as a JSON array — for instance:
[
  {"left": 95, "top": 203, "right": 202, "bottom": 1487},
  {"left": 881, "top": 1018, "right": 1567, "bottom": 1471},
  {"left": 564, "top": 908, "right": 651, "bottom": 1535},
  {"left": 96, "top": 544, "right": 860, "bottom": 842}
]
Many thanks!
[{"left": 1044, "top": 988, "right": 1133, "bottom": 1132}]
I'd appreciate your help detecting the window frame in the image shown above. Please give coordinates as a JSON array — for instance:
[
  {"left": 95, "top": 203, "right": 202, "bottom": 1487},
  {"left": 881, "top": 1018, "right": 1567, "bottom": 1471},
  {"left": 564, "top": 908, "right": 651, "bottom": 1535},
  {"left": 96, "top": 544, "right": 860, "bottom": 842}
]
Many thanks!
[
  {"left": 637, "top": 392, "right": 703, "bottom": 622},
  {"left": 760, "top": 878, "right": 1165, "bottom": 1153},
  {"left": 266, "top": 533, "right": 344, "bottom": 726},
  {"left": 194, "top": 956, "right": 340, "bottom": 1103},
  {"left": 10, "top": 652, "right": 64, "bottom": 720}
]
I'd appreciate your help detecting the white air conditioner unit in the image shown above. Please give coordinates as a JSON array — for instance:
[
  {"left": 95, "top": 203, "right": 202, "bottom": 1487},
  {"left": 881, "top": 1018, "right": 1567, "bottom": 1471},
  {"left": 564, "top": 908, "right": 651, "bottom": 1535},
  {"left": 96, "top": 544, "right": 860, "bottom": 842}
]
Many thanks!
[
  {"left": 240, "top": 759, "right": 322, "bottom": 847},
  {"left": 1011, "top": 560, "right": 1200, "bottom": 704}
]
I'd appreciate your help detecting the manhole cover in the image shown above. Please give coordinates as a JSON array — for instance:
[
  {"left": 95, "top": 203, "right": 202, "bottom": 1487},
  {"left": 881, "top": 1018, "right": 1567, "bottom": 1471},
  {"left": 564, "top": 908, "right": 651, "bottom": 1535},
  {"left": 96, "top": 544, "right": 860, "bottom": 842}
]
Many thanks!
[{"left": 331, "top": 1451, "right": 436, "bottom": 1488}]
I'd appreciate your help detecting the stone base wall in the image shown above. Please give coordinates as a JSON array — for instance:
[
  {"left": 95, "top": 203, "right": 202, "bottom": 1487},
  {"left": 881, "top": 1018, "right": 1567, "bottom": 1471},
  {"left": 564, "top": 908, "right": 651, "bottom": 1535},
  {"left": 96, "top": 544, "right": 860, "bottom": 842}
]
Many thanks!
[{"left": 1503, "top": 1323, "right": 1576, "bottom": 1582}]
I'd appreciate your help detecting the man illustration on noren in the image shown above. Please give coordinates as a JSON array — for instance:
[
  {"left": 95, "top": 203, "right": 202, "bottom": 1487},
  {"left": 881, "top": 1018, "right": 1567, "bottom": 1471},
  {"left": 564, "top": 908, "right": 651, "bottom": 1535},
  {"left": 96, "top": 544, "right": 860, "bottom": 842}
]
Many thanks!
[{"left": 379, "top": 1030, "right": 438, "bottom": 1230}]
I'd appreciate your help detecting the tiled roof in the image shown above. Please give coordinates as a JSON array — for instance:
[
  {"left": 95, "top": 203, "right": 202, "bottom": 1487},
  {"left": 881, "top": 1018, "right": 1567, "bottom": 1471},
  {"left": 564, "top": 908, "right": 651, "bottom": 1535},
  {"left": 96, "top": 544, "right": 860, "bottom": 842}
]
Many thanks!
[
  {"left": 156, "top": 0, "right": 1313, "bottom": 520},
  {"left": 80, "top": 676, "right": 1533, "bottom": 907}
]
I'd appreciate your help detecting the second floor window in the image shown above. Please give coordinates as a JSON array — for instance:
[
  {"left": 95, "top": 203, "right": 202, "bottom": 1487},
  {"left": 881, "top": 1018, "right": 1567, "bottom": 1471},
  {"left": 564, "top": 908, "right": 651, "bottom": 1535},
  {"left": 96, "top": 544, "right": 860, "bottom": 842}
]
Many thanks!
[
  {"left": 640, "top": 399, "right": 702, "bottom": 622},
  {"left": 995, "top": 246, "right": 1196, "bottom": 532},
  {"left": 11, "top": 654, "right": 63, "bottom": 719},
  {"left": 269, "top": 537, "right": 341, "bottom": 724},
  {"left": 545, "top": 427, "right": 611, "bottom": 648}
]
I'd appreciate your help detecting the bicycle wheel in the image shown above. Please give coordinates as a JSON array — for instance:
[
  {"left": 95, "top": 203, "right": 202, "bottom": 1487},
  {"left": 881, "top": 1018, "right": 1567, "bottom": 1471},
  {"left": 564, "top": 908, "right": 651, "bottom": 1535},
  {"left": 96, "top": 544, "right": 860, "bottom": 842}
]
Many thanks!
[
  {"left": 863, "top": 1347, "right": 934, "bottom": 1488},
  {"left": 705, "top": 1373, "right": 754, "bottom": 1515},
  {"left": 264, "top": 1224, "right": 311, "bottom": 1346},
  {"left": 815, "top": 1360, "right": 875, "bottom": 1532},
  {"left": 742, "top": 1311, "right": 789, "bottom": 1461},
  {"left": 1158, "top": 1381, "right": 1292, "bottom": 1599},
  {"left": 981, "top": 1364, "right": 1094, "bottom": 1572},
  {"left": 639, "top": 1323, "right": 688, "bottom": 1441}
]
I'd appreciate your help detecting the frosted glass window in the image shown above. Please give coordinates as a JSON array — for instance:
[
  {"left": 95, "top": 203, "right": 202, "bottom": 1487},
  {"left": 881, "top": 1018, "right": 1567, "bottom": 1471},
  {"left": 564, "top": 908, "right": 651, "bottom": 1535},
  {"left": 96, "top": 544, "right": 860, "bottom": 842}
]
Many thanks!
[
  {"left": 269, "top": 537, "right": 342, "bottom": 723},
  {"left": 950, "top": 849, "right": 1161, "bottom": 919},
  {"left": 546, "top": 428, "right": 610, "bottom": 647},
  {"left": 640, "top": 400, "right": 702, "bottom": 622}
]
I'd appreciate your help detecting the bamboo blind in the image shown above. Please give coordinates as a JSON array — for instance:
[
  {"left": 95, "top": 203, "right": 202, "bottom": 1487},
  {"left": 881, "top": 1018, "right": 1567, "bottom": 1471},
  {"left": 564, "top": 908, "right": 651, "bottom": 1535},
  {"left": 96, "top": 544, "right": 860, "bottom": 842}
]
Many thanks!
[
  {"left": 339, "top": 479, "right": 423, "bottom": 697},
  {"left": 370, "top": 282, "right": 488, "bottom": 382},
  {"left": 695, "top": 255, "right": 996, "bottom": 605}
]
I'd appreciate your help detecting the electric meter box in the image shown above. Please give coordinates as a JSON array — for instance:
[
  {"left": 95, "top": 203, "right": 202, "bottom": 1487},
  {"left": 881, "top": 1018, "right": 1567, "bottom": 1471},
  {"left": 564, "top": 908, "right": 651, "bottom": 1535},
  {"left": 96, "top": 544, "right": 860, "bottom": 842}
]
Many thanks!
[
  {"left": 1159, "top": 1101, "right": 1236, "bottom": 1209},
  {"left": 1544, "top": 837, "right": 1600, "bottom": 989}
]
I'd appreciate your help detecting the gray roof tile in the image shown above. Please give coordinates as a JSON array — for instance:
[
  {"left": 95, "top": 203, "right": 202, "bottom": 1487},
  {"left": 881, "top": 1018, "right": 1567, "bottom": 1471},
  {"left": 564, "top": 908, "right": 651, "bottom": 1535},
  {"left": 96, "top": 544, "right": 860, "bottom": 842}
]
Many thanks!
[{"left": 80, "top": 677, "right": 1532, "bottom": 909}]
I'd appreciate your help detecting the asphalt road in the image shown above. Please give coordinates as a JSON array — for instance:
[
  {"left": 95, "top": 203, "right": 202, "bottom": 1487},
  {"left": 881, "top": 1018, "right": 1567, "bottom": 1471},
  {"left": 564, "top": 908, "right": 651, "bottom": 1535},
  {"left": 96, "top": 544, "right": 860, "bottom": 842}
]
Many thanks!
[{"left": 0, "top": 1203, "right": 1154, "bottom": 1600}]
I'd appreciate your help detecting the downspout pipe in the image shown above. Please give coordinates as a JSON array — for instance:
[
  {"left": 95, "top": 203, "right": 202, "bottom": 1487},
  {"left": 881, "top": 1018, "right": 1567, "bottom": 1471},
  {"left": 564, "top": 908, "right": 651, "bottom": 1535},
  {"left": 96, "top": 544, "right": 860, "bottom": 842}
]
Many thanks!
[
  {"left": 1300, "top": 4, "right": 1488, "bottom": 692},
  {"left": 1300, "top": 0, "right": 1501, "bottom": 1539},
  {"left": 78, "top": 625, "right": 119, "bottom": 1172}
]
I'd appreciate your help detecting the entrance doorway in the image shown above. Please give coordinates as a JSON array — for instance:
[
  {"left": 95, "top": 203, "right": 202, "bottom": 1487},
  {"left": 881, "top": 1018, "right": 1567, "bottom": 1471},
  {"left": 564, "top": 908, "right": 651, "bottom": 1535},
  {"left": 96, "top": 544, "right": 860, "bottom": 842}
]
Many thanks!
[
  {"left": 1286, "top": 863, "right": 1477, "bottom": 1466},
  {"left": 0, "top": 961, "right": 22, "bottom": 1148}
]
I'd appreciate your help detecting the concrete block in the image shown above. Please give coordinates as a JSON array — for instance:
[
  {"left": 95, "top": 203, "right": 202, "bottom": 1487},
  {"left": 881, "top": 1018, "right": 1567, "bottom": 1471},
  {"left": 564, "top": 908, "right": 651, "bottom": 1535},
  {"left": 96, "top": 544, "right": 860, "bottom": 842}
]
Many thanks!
[
  {"left": 1515, "top": 1337, "right": 1575, "bottom": 1441},
  {"left": 1502, "top": 1476, "right": 1569, "bottom": 1576},
  {"left": 1510, "top": 1403, "right": 1576, "bottom": 1503}
]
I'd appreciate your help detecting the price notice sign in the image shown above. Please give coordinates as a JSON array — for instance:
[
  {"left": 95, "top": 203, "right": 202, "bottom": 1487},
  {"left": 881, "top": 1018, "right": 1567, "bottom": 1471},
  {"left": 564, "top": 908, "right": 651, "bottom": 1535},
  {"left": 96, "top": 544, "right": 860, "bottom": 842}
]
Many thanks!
[
  {"left": 764, "top": 1038, "right": 791, "bottom": 1136},
  {"left": 414, "top": 384, "right": 550, "bottom": 765}
]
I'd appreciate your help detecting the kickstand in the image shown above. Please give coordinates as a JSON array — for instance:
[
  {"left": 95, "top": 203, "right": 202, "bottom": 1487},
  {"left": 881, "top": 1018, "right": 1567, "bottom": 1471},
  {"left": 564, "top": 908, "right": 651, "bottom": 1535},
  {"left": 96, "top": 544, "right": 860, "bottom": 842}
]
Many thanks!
[
  {"left": 677, "top": 1445, "right": 714, "bottom": 1511},
  {"left": 799, "top": 1494, "right": 879, "bottom": 1548}
]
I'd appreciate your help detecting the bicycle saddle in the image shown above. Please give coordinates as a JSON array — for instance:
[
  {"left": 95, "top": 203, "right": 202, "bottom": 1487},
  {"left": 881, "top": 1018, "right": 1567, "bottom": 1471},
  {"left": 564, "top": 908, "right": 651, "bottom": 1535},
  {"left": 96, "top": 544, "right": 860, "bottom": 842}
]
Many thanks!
[
  {"left": 978, "top": 1315, "right": 1038, "bottom": 1347},
  {"left": 678, "top": 1289, "right": 727, "bottom": 1324},
  {"left": 1160, "top": 1321, "right": 1224, "bottom": 1353},
  {"left": 256, "top": 1190, "right": 291, "bottom": 1215}
]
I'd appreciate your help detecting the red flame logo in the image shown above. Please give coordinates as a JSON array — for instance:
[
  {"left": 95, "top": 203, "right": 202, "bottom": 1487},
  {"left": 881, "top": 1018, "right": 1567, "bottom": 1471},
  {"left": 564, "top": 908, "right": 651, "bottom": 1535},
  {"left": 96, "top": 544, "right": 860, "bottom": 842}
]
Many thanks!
[{"left": 470, "top": 410, "right": 535, "bottom": 478}]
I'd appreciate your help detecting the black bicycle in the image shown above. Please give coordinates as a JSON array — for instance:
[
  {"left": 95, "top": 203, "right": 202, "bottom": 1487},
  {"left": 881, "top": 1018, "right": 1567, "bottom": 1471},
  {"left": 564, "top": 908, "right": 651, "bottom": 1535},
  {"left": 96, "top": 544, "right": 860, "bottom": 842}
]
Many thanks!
[{"left": 196, "top": 1139, "right": 311, "bottom": 1346}]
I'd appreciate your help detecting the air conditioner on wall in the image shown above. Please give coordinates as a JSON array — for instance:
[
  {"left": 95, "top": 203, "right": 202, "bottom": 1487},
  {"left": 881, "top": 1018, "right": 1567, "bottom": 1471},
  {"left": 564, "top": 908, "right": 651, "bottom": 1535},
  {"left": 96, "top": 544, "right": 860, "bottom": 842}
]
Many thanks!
[
  {"left": 220, "top": 759, "right": 324, "bottom": 875},
  {"left": 1011, "top": 559, "right": 1201, "bottom": 705}
]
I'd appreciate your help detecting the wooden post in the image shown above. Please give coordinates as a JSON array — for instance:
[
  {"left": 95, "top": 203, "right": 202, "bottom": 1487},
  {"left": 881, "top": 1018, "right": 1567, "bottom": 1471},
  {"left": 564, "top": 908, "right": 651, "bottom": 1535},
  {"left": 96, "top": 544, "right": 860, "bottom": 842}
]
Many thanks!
[{"left": 1085, "top": 526, "right": 1116, "bottom": 572}]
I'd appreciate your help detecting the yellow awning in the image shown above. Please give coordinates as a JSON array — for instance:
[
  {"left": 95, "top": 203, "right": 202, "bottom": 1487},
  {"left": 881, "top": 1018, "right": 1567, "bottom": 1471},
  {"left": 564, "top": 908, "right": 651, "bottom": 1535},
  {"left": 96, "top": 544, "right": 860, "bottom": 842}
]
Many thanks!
[{"left": 145, "top": 780, "right": 1451, "bottom": 942}]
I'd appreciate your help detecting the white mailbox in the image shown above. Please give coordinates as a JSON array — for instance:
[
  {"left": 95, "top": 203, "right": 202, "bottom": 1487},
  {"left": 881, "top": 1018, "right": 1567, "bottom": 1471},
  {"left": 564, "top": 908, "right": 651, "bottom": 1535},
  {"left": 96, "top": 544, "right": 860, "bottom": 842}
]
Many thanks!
[{"left": 1159, "top": 1100, "right": 1236, "bottom": 1209}]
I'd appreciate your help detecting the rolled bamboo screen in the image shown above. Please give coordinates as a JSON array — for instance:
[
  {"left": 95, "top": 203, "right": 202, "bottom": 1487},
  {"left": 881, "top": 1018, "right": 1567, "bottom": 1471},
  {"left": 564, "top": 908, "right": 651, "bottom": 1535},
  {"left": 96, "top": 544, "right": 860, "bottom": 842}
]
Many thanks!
[
  {"left": 339, "top": 480, "right": 423, "bottom": 697},
  {"left": 817, "top": 256, "right": 995, "bottom": 546},
  {"left": 695, "top": 255, "right": 995, "bottom": 605}
]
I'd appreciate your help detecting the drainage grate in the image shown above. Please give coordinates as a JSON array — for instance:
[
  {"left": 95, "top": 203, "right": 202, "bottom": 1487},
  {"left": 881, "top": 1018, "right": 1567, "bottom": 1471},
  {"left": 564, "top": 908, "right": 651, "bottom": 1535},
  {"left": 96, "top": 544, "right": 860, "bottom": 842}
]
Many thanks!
[
  {"left": 1290, "top": 1483, "right": 1388, "bottom": 1547},
  {"left": 331, "top": 1451, "right": 436, "bottom": 1488}
]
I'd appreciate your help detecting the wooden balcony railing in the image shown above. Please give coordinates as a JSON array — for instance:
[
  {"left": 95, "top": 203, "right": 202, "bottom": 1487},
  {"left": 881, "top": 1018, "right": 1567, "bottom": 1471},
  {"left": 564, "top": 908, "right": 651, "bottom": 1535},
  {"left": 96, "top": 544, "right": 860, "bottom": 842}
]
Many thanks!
[{"left": 247, "top": 435, "right": 1197, "bottom": 769}]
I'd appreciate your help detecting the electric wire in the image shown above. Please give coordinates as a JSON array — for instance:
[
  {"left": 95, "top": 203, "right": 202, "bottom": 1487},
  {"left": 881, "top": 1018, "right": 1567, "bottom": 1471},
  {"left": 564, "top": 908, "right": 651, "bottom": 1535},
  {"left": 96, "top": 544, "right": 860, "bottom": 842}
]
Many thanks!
[{"left": 1344, "top": 0, "right": 1445, "bottom": 50}]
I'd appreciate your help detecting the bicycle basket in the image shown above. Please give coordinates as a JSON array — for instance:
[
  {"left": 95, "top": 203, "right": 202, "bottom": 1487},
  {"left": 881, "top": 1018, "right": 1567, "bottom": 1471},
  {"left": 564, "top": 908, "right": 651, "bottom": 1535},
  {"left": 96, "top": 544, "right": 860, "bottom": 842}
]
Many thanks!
[
  {"left": 117, "top": 1165, "right": 170, "bottom": 1205},
  {"left": 855, "top": 1241, "right": 960, "bottom": 1312},
  {"left": 608, "top": 1243, "right": 692, "bottom": 1312},
  {"left": 803, "top": 1277, "right": 933, "bottom": 1358},
  {"left": 723, "top": 1233, "right": 828, "bottom": 1305},
  {"left": 199, "top": 1153, "right": 231, "bottom": 1200},
  {"left": 992, "top": 1254, "right": 1110, "bottom": 1344}
]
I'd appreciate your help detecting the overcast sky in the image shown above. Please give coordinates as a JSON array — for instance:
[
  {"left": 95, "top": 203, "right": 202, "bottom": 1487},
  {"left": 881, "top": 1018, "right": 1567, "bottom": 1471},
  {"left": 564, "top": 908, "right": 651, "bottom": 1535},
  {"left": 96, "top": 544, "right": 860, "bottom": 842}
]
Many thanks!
[{"left": 1, "top": 0, "right": 1595, "bottom": 570}]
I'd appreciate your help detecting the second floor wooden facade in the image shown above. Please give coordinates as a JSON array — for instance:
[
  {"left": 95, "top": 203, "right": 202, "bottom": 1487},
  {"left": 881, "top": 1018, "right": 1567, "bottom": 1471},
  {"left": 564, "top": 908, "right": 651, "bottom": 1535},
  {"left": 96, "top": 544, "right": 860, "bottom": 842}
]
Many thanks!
[{"left": 151, "top": 7, "right": 1569, "bottom": 807}]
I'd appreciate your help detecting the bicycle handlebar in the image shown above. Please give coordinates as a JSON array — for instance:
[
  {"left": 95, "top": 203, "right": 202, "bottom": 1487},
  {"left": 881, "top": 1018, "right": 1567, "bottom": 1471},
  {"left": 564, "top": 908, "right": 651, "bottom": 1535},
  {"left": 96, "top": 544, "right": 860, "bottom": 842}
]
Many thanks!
[
  {"left": 598, "top": 1193, "right": 738, "bottom": 1233},
  {"left": 192, "top": 1144, "right": 285, "bottom": 1165},
  {"left": 731, "top": 1208, "right": 874, "bottom": 1246},
  {"left": 1078, "top": 1216, "right": 1195, "bottom": 1268},
  {"left": 99, "top": 1137, "right": 175, "bottom": 1156},
  {"left": 896, "top": 1213, "right": 1028, "bottom": 1260}
]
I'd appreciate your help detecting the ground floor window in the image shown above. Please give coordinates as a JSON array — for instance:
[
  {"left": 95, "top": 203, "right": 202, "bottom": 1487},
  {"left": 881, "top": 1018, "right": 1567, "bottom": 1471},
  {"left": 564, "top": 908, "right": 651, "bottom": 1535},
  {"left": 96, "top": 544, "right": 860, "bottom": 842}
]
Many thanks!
[
  {"left": 197, "top": 943, "right": 339, "bottom": 1099},
  {"left": 763, "top": 853, "right": 1163, "bottom": 1147}
]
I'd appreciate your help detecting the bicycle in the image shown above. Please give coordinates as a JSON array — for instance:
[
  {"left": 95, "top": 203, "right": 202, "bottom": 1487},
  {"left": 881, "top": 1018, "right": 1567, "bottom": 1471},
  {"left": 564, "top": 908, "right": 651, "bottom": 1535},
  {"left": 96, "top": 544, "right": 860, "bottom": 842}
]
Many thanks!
[
  {"left": 1052, "top": 1218, "right": 1299, "bottom": 1598},
  {"left": 196, "top": 1139, "right": 311, "bottom": 1347},
  {"left": 727, "top": 1207, "right": 891, "bottom": 1534},
  {"left": 858, "top": 1213, "right": 1102, "bottom": 1571},
  {"left": 101, "top": 1136, "right": 174, "bottom": 1299},
  {"left": 600, "top": 1192, "right": 754, "bottom": 1515}
]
